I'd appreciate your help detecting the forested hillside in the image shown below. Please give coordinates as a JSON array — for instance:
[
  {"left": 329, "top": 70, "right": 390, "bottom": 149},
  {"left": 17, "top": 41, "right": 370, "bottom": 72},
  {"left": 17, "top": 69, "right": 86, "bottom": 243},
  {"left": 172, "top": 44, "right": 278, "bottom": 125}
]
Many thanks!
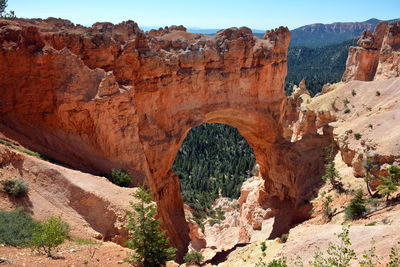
[
  {"left": 285, "top": 39, "right": 357, "bottom": 95},
  {"left": 172, "top": 123, "right": 255, "bottom": 223}
]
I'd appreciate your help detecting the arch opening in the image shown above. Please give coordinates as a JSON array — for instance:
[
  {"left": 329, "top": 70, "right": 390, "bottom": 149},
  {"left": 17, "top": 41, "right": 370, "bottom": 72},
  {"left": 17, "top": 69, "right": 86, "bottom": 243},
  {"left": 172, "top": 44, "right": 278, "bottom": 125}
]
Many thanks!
[{"left": 172, "top": 123, "right": 256, "bottom": 241}]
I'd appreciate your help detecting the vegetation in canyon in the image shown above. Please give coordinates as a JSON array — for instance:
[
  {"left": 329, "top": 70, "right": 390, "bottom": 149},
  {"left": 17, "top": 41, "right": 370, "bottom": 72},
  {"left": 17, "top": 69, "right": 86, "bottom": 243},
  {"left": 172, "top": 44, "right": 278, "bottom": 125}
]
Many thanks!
[
  {"left": 125, "top": 186, "right": 176, "bottom": 267},
  {"left": 285, "top": 39, "right": 356, "bottom": 95},
  {"left": 172, "top": 123, "right": 256, "bottom": 223},
  {"left": 256, "top": 226, "right": 400, "bottom": 267},
  {"left": 0, "top": 178, "right": 29, "bottom": 197},
  {"left": 0, "top": 209, "right": 69, "bottom": 257},
  {"left": 30, "top": 216, "right": 70, "bottom": 257}
]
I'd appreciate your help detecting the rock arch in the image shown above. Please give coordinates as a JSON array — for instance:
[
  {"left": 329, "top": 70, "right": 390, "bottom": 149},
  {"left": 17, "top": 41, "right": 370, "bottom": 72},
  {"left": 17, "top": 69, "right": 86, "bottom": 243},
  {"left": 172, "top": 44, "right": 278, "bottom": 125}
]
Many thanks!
[{"left": 0, "top": 18, "right": 333, "bottom": 257}]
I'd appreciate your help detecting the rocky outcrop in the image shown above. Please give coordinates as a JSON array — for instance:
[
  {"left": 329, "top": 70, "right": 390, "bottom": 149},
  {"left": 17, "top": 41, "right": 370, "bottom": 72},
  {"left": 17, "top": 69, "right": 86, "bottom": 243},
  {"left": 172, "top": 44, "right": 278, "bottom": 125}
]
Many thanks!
[
  {"left": 0, "top": 18, "right": 333, "bottom": 259},
  {"left": 307, "top": 78, "right": 400, "bottom": 178},
  {"left": 238, "top": 176, "right": 273, "bottom": 243},
  {"left": 342, "top": 21, "right": 400, "bottom": 82},
  {"left": 375, "top": 22, "right": 400, "bottom": 80}
]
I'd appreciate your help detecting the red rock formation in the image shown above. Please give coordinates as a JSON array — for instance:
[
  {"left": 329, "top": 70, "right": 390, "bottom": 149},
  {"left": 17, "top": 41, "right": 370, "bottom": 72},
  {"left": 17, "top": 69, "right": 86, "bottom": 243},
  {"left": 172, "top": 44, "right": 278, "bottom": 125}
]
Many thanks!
[
  {"left": 0, "top": 18, "right": 333, "bottom": 259},
  {"left": 342, "top": 21, "right": 400, "bottom": 82}
]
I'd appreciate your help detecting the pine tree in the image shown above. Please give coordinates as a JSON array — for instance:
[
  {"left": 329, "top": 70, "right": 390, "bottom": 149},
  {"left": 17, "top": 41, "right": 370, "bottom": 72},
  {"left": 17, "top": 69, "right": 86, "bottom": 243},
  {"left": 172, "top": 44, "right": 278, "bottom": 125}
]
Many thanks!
[
  {"left": 125, "top": 186, "right": 176, "bottom": 267},
  {"left": 0, "top": 0, "right": 7, "bottom": 17},
  {"left": 363, "top": 155, "right": 375, "bottom": 197},
  {"left": 322, "top": 144, "right": 343, "bottom": 191},
  {"left": 377, "top": 176, "right": 397, "bottom": 202},
  {"left": 345, "top": 189, "right": 367, "bottom": 220},
  {"left": 377, "top": 165, "right": 400, "bottom": 203}
]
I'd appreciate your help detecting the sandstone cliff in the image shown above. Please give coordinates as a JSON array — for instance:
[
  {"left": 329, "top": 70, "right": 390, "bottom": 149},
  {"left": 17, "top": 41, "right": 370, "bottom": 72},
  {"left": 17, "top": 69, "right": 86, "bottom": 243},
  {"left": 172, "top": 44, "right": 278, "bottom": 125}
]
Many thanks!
[
  {"left": 0, "top": 18, "right": 333, "bottom": 257},
  {"left": 342, "top": 21, "right": 400, "bottom": 82}
]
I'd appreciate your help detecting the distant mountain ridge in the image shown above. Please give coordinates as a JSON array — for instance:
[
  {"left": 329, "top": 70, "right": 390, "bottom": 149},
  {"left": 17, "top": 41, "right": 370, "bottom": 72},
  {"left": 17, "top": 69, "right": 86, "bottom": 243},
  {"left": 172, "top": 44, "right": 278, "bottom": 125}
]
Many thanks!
[
  {"left": 141, "top": 18, "right": 398, "bottom": 48},
  {"left": 290, "top": 18, "right": 399, "bottom": 47}
]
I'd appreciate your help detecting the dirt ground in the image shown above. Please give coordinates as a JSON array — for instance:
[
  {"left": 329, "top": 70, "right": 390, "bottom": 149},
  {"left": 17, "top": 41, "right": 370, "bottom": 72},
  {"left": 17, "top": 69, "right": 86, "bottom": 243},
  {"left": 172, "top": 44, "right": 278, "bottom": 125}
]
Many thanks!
[{"left": 0, "top": 240, "right": 132, "bottom": 267}]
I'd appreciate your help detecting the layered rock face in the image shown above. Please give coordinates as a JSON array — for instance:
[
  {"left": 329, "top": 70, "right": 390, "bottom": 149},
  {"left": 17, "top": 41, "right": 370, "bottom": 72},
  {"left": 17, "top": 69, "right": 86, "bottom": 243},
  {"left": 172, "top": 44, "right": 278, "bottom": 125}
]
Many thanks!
[
  {"left": 342, "top": 21, "right": 400, "bottom": 82},
  {"left": 0, "top": 18, "right": 332, "bottom": 257}
]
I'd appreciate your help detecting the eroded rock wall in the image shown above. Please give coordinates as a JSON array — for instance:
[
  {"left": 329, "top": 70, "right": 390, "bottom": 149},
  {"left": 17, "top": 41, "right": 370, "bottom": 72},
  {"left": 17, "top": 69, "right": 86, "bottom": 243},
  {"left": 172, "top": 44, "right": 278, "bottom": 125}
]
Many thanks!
[
  {"left": 0, "top": 18, "right": 333, "bottom": 258},
  {"left": 342, "top": 21, "right": 400, "bottom": 82}
]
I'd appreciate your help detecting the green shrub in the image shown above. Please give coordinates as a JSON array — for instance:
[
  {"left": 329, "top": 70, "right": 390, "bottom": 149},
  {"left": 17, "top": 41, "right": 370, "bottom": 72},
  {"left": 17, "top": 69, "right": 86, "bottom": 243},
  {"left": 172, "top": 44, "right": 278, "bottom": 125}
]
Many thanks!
[
  {"left": 308, "top": 226, "right": 356, "bottom": 267},
  {"left": 359, "top": 244, "right": 381, "bottom": 267},
  {"left": 280, "top": 233, "right": 289, "bottom": 243},
  {"left": 345, "top": 189, "right": 367, "bottom": 220},
  {"left": 256, "top": 257, "right": 288, "bottom": 267},
  {"left": 343, "top": 108, "right": 350, "bottom": 114},
  {"left": 388, "top": 165, "right": 400, "bottom": 183},
  {"left": 388, "top": 243, "right": 400, "bottom": 267},
  {"left": 209, "top": 218, "right": 220, "bottom": 226},
  {"left": 322, "top": 195, "right": 336, "bottom": 221},
  {"left": 322, "top": 145, "right": 343, "bottom": 191},
  {"left": 267, "top": 258, "right": 288, "bottom": 267},
  {"left": 377, "top": 176, "right": 398, "bottom": 202},
  {"left": 1, "top": 178, "right": 29, "bottom": 197},
  {"left": 375, "top": 91, "right": 381, "bottom": 96},
  {"left": 30, "top": 216, "right": 70, "bottom": 257},
  {"left": 110, "top": 169, "right": 131, "bottom": 187},
  {"left": 184, "top": 250, "right": 204, "bottom": 265},
  {"left": 260, "top": 241, "right": 267, "bottom": 256},
  {"left": 0, "top": 209, "right": 38, "bottom": 247},
  {"left": 354, "top": 133, "right": 362, "bottom": 140},
  {"left": 352, "top": 89, "right": 357, "bottom": 96}
]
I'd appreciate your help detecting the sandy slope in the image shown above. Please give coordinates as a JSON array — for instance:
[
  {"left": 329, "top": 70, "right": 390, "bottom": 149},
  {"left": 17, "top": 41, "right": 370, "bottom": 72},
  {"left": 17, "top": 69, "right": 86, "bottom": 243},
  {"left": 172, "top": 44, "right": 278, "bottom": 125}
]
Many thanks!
[{"left": 0, "top": 143, "right": 136, "bottom": 243}]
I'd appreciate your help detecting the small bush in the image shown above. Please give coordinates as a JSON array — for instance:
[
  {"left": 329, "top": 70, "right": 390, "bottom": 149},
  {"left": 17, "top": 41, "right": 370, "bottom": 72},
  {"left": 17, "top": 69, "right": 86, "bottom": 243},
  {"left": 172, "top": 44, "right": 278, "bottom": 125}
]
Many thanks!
[
  {"left": 309, "top": 226, "right": 356, "bottom": 267},
  {"left": 280, "top": 233, "right": 289, "bottom": 243},
  {"left": 331, "top": 99, "right": 337, "bottom": 110},
  {"left": 256, "top": 256, "right": 288, "bottom": 267},
  {"left": 343, "top": 98, "right": 350, "bottom": 105},
  {"left": 110, "top": 169, "right": 131, "bottom": 187},
  {"left": 184, "top": 250, "right": 204, "bottom": 265},
  {"left": 209, "top": 218, "right": 221, "bottom": 226},
  {"left": 354, "top": 133, "right": 362, "bottom": 140},
  {"left": 345, "top": 189, "right": 367, "bottom": 220},
  {"left": 1, "top": 178, "right": 29, "bottom": 197},
  {"left": 260, "top": 241, "right": 267, "bottom": 256},
  {"left": 322, "top": 195, "right": 336, "bottom": 221},
  {"left": 343, "top": 108, "right": 350, "bottom": 114},
  {"left": 30, "top": 216, "right": 70, "bottom": 257},
  {"left": 388, "top": 243, "right": 400, "bottom": 267},
  {"left": 266, "top": 258, "right": 288, "bottom": 267},
  {"left": 322, "top": 145, "right": 343, "bottom": 191},
  {"left": 352, "top": 89, "right": 357, "bottom": 96},
  {"left": 375, "top": 91, "right": 381, "bottom": 96},
  {"left": 0, "top": 209, "right": 38, "bottom": 247}
]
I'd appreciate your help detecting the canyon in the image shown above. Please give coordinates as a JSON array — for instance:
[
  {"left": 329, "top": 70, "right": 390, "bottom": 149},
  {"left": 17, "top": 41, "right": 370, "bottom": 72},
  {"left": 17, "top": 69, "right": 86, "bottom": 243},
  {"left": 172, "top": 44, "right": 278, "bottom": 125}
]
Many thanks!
[
  {"left": 0, "top": 17, "right": 399, "bottom": 266},
  {"left": 0, "top": 18, "right": 333, "bottom": 258}
]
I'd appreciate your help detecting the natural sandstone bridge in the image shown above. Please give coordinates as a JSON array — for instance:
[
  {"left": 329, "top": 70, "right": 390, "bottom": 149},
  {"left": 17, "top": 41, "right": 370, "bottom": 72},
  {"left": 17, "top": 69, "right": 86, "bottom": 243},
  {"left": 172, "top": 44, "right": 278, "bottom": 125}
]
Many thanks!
[{"left": 0, "top": 18, "right": 332, "bottom": 257}]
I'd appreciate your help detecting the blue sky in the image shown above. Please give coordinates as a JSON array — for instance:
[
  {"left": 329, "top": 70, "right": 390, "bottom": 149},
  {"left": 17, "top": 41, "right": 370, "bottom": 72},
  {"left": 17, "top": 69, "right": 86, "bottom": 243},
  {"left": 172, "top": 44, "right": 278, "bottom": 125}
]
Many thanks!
[{"left": 7, "top": 0, "right": 400, "bottom": 30}]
